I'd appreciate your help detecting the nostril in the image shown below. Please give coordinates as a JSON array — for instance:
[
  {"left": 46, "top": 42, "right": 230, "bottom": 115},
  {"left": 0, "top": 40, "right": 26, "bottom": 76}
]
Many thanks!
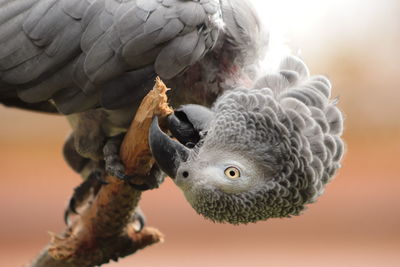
[{"left": 182, "top": 171, "right": 189, "bottom": 178}]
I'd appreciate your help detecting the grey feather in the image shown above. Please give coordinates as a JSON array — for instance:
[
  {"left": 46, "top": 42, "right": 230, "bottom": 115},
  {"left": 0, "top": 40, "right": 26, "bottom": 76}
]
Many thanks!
[
  {"left": 155, "top": 30, "right": 200, "bottom": 79},
  {"left": 99, "top": 9, "right": 115, "bottom": 32},
  {"left": 81, "top": 9, "right": 110, "bottom": 52},
  {"left": 220, "top": 0, "right": 267, "bottom": 66},
  {"left": 45, "top": 19, "right": 82, "bottom": 56},
  {"left": 280, "top": 56, "right": 309, "bottom": 78},
  {"left": 2, "top": 22, "right": 81, "bottom": 85},
  {"left": 24, "top": 0, "right": 74, "bottom": 46},
  {"left": 0, "top": 31, "right": 42, "bottom": 71},
  {"left": 280, "top": 97, "right": 311, "bottom": 116},
  {"left": 280, "top": 70, "right": 300, "bottom": 85},
  {"left": 100, "top": 66, "right": 156, "bottom": 109},
  {"left": 323, "top": 134, "right": 337, "bottom": 157},
  {"left": 62, "top": 0, "right": 90, "bottom": 19},
  {"left": 201, "top": 1, "right": 219, "bottom": 14},
  {"left": 22, "top": 0, "right": 58, "bottom": 36},
  {"left": 312, "top": 75, "right": 331, "bottom": 98},
  {"left": 174, "top": 55, "right": 344, "bottom": 224},
  {"left": 255, "top": 73, "right": 290, "bottom": 92},
  {"left": 122, "top": 31, "right": 160, "bottom": 60},
  {"left": 72, "top": 55, "right": 96, "bottom": 94},
  {"left": 154, "top": 18, "right": 184, "bottom": 44},
  {"left": 0, "top": 0, "right": 35, "bottom": 26},
  {"left": 116, "top": 7, "right": 147, "bottom": 44},
  {"left": 161, "top": 0, "right": 179, "bottom": 7},
  {"left": 143, "top": 7, "right": 169, "bottom": 34},
  {"left": 332, "top": 136, "right": 345, "bottom": 162},
  {"left": 308, "top": 79, "right": 331, "bottom": 99},
  {"left": 17, "top": 64, "right": 72, "bottom": 103},
  {"left": 52, "top": 87, "right": 99, "bottom": 114},
  {"left": 137, "top": 0, "right": 159, "bottom": 12},
  {"left": 104, "top": 0, "right": 122, "bottom": 15},
  {"left": 286, "top": 109, "right": 306, "bottom": 130},
  {"left": 176, "top": 1, "right": 206, "bottom": 27},
  {"left": 83, "top": 35, "right": 117, "bottom": 82},
  {"left": 325, "top": 105, "right": 344, "bottom": 135},
  {"left": 1, "top": 0, "right": 224, "bottom": 115},
  {"left": 81, "top": 0, "right": 105, "bottom": 28}
]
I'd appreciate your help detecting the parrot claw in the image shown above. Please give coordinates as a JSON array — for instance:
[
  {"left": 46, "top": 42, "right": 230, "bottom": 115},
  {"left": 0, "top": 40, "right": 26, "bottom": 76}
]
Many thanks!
[
  {"left": 64, "top": 170, "right": 105, "bottom": 225},
  {"left": 129, "top": 165, "right": 165, "bottom": 191},
  {"left": 131, "top": 207, "right": 146, "bottom": 232},
  {"left": 103, "top": 134, "right": 165, "bottom": 188},
  {"left": 108, "top": 170, "right": 134, "bottom": 181}
]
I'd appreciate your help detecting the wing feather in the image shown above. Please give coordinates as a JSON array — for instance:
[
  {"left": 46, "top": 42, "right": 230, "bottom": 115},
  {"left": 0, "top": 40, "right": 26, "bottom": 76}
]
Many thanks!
[{"left": 0, "top": 0, "right": 222, "bottom": 114}]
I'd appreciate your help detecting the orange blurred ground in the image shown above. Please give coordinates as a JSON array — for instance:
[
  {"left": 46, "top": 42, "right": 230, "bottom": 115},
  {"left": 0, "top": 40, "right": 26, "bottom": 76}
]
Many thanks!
[{"left": 0, "top": 108, "right": 399, "bottom": 267}]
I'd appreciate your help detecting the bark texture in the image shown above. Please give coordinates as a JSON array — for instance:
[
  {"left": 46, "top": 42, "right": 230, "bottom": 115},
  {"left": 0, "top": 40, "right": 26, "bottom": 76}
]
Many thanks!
[{"left": 28, "top": 78, "right": 172, "bottom": 267}]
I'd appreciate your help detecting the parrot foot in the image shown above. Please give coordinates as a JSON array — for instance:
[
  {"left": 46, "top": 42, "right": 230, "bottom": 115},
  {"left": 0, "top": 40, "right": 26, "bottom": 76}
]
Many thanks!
[
  {"left": 128, "top": 164, "right": 165, "bottom": 191},
  {"left": 103, "top": 134, "right": 133, "bottom": 180},
  {"left": 64, "top": 169, "right": 147, "bottom": 231},
  {"left": 64, "top": 169, "right": 105, "bottom": 225},
  {"left": 103, "top": 134, "right": 165, "bottom": 191}
]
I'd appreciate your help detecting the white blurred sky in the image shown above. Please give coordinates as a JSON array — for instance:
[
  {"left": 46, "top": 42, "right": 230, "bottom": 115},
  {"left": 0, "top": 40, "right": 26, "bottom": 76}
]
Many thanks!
[
  {"left": 250, "top": 0, "right": 400, "bottom": 52},
  {"left": 250, "top": 0, "right": 400, "bottom": 131}
]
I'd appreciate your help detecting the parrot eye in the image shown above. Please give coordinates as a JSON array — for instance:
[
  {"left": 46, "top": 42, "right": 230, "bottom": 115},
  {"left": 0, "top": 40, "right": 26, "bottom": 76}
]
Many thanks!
[{"left": 224, "top": 167, "right": 241, "bottom": 179}]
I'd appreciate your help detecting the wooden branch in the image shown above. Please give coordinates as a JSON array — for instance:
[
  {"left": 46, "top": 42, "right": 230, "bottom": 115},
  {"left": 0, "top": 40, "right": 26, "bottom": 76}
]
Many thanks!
[{"left": 28, "top": 78, "right": 173, "bottom": 267}]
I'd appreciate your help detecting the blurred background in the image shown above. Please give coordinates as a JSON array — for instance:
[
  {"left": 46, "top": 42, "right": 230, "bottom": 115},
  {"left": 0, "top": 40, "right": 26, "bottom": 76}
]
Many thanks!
[{"left": 1, "top": 0, "right": 399, "bottom": 266}]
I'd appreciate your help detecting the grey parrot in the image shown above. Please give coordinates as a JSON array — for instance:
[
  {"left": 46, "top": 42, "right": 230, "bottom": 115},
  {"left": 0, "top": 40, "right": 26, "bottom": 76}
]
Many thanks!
[
  {"left": 0, "top": 0, "right": 344, "bottom": 225},
  {"left": 150, "top": 56, "right": 344, "bottom": 224}
]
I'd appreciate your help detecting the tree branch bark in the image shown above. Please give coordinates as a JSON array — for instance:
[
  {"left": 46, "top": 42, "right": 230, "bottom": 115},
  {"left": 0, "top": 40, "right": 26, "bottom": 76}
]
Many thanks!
[{"left": 28, "top": 78, "right": 173, "bottom": 267}]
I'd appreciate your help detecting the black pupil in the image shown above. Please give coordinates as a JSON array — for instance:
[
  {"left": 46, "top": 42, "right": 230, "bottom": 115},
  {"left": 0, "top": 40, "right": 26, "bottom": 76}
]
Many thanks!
[{"left": 229, "top": 170, "right": 236, "bottom": 176}]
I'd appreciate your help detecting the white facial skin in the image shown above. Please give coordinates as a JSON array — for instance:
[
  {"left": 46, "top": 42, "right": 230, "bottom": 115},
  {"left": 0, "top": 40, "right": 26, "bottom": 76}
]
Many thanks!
[{"left": 174, "top": 149, "right": 267, "bottom": 199}]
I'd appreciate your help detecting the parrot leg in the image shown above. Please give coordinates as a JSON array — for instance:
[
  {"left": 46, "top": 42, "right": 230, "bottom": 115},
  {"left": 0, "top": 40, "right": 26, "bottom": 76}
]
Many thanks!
[
  {"left": 64, "top": 170, "right": 146, "bottom": 233},
  {"left": 103, "top": 134, "right": 166, "bottom": 190},
  {"left": 63, "top": 133, "right": 90, "bottom": 173},
  {"left": 63, "top": 135, "right": 165, "bottom": 225},
  {"left": 71, "top": 110, "right": 106, "bottom": 161}
]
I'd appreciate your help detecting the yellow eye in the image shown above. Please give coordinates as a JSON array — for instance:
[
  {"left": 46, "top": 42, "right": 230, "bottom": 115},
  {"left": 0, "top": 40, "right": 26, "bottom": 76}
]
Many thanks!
[{"left": 224, "top": 167, "right": 241, "bottom": 179}]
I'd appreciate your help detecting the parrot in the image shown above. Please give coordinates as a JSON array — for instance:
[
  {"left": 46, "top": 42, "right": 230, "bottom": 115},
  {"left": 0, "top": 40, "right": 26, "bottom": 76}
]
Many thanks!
[
  {"left": 150, "top": 56, "right": 344, "bottom": 224},
  {"left": 0, "top": 0, "right": 344, "bottom": 225}
]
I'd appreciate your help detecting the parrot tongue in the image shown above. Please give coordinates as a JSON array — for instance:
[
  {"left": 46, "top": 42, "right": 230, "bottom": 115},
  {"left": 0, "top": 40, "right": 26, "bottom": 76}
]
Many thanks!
[{"left": 149, "top": 116, "right": 190, "bottom": 178}]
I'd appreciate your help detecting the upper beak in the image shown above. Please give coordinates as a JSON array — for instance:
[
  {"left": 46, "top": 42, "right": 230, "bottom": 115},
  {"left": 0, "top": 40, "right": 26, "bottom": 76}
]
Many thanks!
[{"left": 149, "top": 116, "right": 190, "bottom": 178}]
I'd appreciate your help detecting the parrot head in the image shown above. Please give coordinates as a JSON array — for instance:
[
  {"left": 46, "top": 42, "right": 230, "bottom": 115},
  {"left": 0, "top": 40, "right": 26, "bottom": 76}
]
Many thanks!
[{"left": 149, "top": 57, "right": 345, "bottom": 224}]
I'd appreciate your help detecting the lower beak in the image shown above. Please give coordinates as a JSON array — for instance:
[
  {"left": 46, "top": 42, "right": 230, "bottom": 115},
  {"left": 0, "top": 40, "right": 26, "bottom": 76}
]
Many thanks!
[{"left": 149, "top": 116, "right": 190, "bottom": 178}]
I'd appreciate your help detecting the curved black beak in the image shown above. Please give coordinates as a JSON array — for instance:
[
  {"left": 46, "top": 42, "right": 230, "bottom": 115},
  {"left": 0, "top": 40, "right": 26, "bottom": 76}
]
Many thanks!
[{"left": 149, "top": 116, "right": 190, "bottom": 178}]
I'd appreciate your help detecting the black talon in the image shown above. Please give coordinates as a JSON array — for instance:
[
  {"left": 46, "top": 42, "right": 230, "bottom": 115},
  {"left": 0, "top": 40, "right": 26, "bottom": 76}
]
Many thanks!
[
  {"left": 114, "top": 171, "right": 134, "bottom": 181},
  {"left": 131, "top": 208, "right": 146, "bottom": 232},
  {"left": 130, "top": 183, "right": 151, "bottom": 191},
  {"left": 91, "top": 168, "right": 109, "bottom": 184},
  {"left": 129, "top": 165, "right": 165, "bottom": 191},
  {"left": 64, "top": 168, "right": 106, "bottom": 225},
  {"left": 64, "top": 197, "right": 77, "bottom": 225}
]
